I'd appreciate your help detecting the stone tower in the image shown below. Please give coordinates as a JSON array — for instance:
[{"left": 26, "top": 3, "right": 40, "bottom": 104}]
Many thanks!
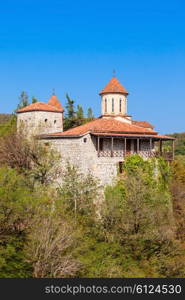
[
  {"left": 17, "top": 95, "right": 64, "bottom": 137},
  {"left": 99, "top": 77, "right": 131, "bottom": 123}
]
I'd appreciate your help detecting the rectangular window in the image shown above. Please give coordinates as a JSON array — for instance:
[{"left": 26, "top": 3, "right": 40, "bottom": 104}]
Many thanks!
[
  {"left": 119, "top": 99, "right": 122, "bottom": 113},
  {"left": 112, "top": 98, "right": 114, "bottom": 112},
  {"left": 105, "top": 98, "right": 107, "bottom": 113}
]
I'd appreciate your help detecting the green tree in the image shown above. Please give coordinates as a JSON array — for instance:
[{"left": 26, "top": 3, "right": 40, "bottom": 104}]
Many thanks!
[
  {"left": 0, "top": 167, "right": 34, "bottom": 277},
  {"left": 103, "top": 155, "right": 174, "bottom": 242},
  {"left": 0, "top": 115, "right": 16, "bottom": 138},
  {"left": 65, "top": 93, "right": 76, "bottom": 119},
  {"left": 17, "top": 91, "right": 29, "bottom": 110},
  {"left": 76, "top": 105, "right": 84, "bottom": 120},
  {"left": 58, "top": 163, "right": 99, "bottom": 217},
  {"left": 0, "top": 132, "right": 62, "bottom": 186},
  {"left": 25, "top": 210, "right": 79, "bottom": 278},
  {"left": 87, "top": 107, "right": 94, "bottom": 119},
  {"left": 63, "top": 94, "right": 76, "bottom": 130},
  {"left": 32, "top": 96, "right": 38, "bottom": 104}
]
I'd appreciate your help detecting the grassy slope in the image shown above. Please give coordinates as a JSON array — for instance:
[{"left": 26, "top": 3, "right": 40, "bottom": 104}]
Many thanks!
[{"left": 0, "top": 114, "right": 12, "bottom": 124}]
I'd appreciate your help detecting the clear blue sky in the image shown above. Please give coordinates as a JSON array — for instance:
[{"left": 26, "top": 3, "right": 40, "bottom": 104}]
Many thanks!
[{"left": 0, "top": 0, "right": 185, "bottom": 133}]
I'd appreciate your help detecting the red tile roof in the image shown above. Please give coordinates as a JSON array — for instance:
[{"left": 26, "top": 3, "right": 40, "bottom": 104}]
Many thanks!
[
  {"left": 132, "top": 121, "right": 154, "bottom": 129},
  {"left": 41, "top": 118, "right": 158, "bottom": 138},
  {"left": 17, "top": 102, "right": 64, "bottom": 113},
  {"left": 99, "top": 77, "right": 129, "bottom": 95},
  {"left": 48, "top": 95, "right": 64, "bottom": 111},
  {"left": 91, "top": 133, "right": 175, "bottom": 140}
]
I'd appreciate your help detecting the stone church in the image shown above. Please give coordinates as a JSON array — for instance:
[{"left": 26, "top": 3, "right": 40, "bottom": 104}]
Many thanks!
[{"left": 17, "top": 77, "right": 175, "bottom": 186}]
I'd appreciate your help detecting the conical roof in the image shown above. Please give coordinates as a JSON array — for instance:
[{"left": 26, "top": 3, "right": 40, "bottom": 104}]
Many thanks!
[
  {"left": 48, "top": 95, "right": 64, "bottom": 111},
  {"left": 99, "top": 77, "right": 128, "bottom": 95},
  {"left": 17, "top": 102, "right": 64, "bottom": 113}
]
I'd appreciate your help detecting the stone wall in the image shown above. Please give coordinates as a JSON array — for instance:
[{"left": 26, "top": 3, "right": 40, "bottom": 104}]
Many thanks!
[
  {"left": 41, "top": 135, "right": 155, "bottom": 187},
  {"left": 17, "top": 110, "right": 63, "bottom": 136}
]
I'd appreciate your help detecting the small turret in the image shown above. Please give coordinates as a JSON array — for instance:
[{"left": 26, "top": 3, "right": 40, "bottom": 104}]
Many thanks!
[
  {"left": 17, "top": 95, "right": 64, "bottom": 136},
  {"left": 99, "top": 77, "right": 131, "bottom": 122}
]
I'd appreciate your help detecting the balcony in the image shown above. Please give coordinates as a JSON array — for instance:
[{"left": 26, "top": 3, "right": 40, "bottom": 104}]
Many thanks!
[
  {"left": 99, "top": 150, "right": 125, "bottom": 157},
  {"left": 98, "top": 150, "right": 174, "bottom": 160},
  {"left": 154, "top": 151, "right": 174, "bottom": 161},
  {"left": 96, "top": 136, "right": 175, "bottom": 161}
]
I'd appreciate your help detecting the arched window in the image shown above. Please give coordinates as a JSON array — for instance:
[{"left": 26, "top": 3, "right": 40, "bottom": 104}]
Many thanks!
[
  {"left": 119, "top": 98, "right": 122, "bottom": 113},
  {"left": 105, "top": 98, "right": 107, "bottom": 113},
  {"left": 45, "top": 119, "right": 48, "bottom": 122},
  {"left": 112, "top": 98, "right": 114, "bottom": 113}
]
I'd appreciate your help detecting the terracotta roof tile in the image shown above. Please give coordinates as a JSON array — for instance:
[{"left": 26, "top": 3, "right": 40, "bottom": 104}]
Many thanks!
[
  {"left": 48, "top": 95, "right": 64, "bottom": 111},
  {"left": 17, "top": 102, "right": 64, "bottom": 113},
  {"left": 41, "top": 118, "right": 158, "bottom": 138},
  {"left": 91, "top": 133, "right": 175, "bottom": 140},
  {"left": 132, "top": 121, "right": 154, "bottom": 129},
  {"left": 99, "top": 77, "right": 128, "bottom": 95}
]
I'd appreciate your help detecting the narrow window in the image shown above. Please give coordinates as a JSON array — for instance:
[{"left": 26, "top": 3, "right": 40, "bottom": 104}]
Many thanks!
[
  {"left": 83, "top": 138, "right": 87, "bottom": 143},
  {"left": 105, "top": 98, "right": 107, "bottom": 113},
  {"left": 112, "top": 98, "right": 114, "bottom": 112},
  {"left": 54, "top": 120, "right": 56, "bottom": 124},
  {"left": 119, "top": 98, "right": 122, "bottom": 113}
]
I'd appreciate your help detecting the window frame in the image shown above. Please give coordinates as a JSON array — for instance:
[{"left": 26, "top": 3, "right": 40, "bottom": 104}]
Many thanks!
[{"left": 112, "top": 98, "right": 114, "bottom": 113}]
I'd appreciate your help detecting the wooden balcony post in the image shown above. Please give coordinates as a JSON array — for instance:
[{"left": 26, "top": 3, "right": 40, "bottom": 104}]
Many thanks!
[
  {"left": 124, "top": 138, "right": 127, "bottom": 156},
  {"left": 97, "top": 136, "right": 100, "bottom": 157},
  {"left": 150, "top": 138, "right": 152, "bottom": 151},
  {"left": 137, "top": 138, "right": 139, "bottom": 153},
  {"left": 111, "top": 137, "right": 114, "bottom": 157},
  {"left": 172, "top": 139, "right": 175, "bottom": 160},
  {"left": 159, "top": 139, "right": 162, "bottom": 155}
]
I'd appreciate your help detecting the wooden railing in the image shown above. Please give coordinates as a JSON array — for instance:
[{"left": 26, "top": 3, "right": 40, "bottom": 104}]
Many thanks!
[
  {"left": 99, "top": 150, "right": 125, "bottom": 157},
  {"left": 98, "top": 150, "right": 174, "bottom": 160},
  {"left": 154, "top": 151, "right": 174, "bottom": 160}
]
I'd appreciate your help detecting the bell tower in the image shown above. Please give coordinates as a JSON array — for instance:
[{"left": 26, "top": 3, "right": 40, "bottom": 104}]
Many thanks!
[{"left": 99, "top": 76, "right": 129, "bottom": 120}]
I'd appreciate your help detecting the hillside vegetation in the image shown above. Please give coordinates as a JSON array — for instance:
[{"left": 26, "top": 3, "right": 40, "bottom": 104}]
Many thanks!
[
  {"left": 169, "top": 132, "right": 185, "bottom": 156},
  {"left": 0, "top": 114, "right": 12, "bottom": 124},
  {"left": 0, "top": 118, "right": 185, "bottom": 278}
]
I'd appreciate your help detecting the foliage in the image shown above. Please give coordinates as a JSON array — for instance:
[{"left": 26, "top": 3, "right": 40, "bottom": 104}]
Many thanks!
[
  {"left": 0, "top": 115, "right": 16, "bottom": 138},
  {"left": 58, "top": 163, "right": 99, "bottom": 216},
  {"left": 25, "top": 210, "right": 79, "bottom": 278},
  {"left": 15, "top": 92, "right": 38, "bottom": 111},
  {"left": 76, "top": 105, "right": 84, "bottom": 119},
  {"left": 0, "top": 112, "right": 185, "bottom": 278},
  {"left": 0, "top": 114, "right": 12, "bottom": 125},
  {"left": 17, "top": 91, "right": 29, "bottom": 110},
  {"left": 168, "top": 132, "right": 185, "bottom": 155},
  {"left": 0, "top": 132, "right": 62, "bottom": 185},
  {"left": 31, "top": 96, "right": 38, "bottom": 103},
  {"left": 63, "top": 94, "right": 76, "bottom": 130},
  {"left": 63, "top": 94, "right": 95, "bottom": 130},
  {"left": 0, "top": 167, "right": 34, "bottom": 277},
  {"left": 104, "top": 156, "right": 174, "bottom": 242},
  {"left": 87, "top": 107, "right": 94, "bottom": 119},
  {"left": 0, "top": 166, "right": 80, "bottom": 278},
  {"left": 170, "top": 156, "right": 185, "bottom": 240}
]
